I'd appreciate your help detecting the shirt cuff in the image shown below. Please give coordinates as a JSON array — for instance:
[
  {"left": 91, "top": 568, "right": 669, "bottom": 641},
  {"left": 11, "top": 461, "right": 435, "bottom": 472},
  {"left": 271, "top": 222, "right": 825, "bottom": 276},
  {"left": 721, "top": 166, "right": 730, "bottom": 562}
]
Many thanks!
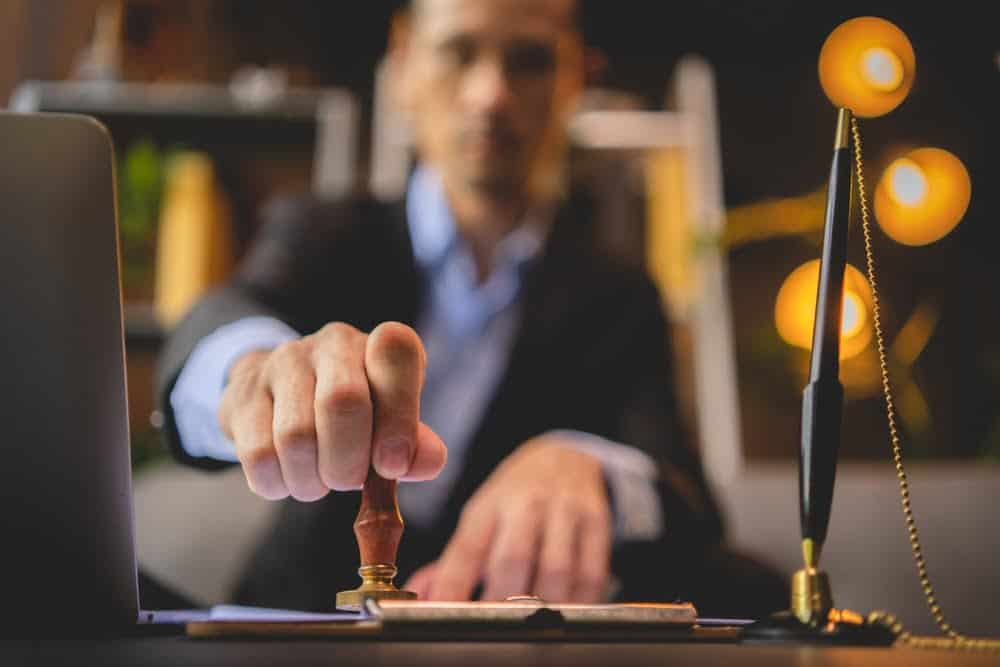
[
  {"left": 547, "top": 430, "right": 664, "bottom": 542},
  {"left": 170, "top": 316, "right": 301, "bottom": 462}
]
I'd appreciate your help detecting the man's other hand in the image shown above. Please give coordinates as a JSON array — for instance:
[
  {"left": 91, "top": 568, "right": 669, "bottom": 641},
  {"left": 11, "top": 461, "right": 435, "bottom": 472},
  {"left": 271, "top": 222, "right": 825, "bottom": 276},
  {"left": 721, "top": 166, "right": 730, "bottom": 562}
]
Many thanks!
[
  {"left": 218, "top": 321, "right": 447, "bottom": 501},
  {"left": 407, "top": 436, "right": 612, "bottom": 603}
]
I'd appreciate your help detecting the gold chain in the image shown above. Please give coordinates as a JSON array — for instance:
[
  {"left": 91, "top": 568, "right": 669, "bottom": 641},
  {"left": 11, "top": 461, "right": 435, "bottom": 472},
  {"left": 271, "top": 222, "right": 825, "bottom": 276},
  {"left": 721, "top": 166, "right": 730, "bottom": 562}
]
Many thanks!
[{"left": 850, "top": 116, "right": 1000, "bottom": 651}]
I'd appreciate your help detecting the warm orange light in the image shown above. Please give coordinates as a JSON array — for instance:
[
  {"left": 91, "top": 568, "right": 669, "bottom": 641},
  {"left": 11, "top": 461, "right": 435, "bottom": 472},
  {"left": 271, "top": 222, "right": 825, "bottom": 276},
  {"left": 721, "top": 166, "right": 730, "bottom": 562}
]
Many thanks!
[
  {"left": 885, "top": 158, "right": 929, "bottom": 207},
  {"left": 874, "top": 148, "right": 971, "bottom": 246},
  {"left": 841, "top": 290, "right": 866, "bottom": 339},
  {"left": 859, "top": 47, "right": 904, "bottom": 92},
  {"left": 818, "top": 17, "right": 915, "bottom": 117},
  {"left": 775, "top": 261, "right": 873, "bottom": 359}
]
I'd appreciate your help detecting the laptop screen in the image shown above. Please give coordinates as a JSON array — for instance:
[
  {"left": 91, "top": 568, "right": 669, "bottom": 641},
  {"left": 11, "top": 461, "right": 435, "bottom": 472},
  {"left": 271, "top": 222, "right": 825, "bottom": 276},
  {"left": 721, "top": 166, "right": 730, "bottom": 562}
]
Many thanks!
[{"left": 0, "top": 112, "right": 139, "bottom": 634}]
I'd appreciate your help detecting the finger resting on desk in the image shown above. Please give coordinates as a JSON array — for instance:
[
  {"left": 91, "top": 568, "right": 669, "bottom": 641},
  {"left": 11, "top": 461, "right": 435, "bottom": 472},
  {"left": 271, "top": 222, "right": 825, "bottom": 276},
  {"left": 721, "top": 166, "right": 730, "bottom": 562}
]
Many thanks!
[
  {"left": 573, "top": 507, "right": 611, "bottom": 602},
  {"left": 534, "top": 501, "right": 580, "bottom": 602},
  {"left": 429, "top": 505, "right": 497, "bottom": 601},
  {"left": 404, "top": 561, "right": 439, "bottom": 600},
  {"left": 482, "top": 500, "right": 543, "bottom": 601}
]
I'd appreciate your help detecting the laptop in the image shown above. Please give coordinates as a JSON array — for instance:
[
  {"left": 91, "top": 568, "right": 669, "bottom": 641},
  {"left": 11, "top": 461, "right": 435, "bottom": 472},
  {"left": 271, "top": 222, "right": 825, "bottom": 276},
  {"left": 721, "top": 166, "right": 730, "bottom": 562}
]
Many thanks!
[{"left": 0, "top": 111, "right": 141, "bottom": 635}]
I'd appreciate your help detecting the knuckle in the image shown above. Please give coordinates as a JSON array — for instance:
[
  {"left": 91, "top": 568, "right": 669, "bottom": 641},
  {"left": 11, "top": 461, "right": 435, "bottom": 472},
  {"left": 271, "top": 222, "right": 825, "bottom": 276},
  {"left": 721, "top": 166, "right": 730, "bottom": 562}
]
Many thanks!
[
  {"left": 227, "top": 351, "right": 267, "bottom": 390},
  {"left": 555, "top": 498, "right": 588, "bottom": 521},
  {"left": 267, "top": 340, "right": 304, "bottom": 369},
  {"left": 225, "top": 370, "right": 262, "bottom": 407},
  {"left": 317, "top": 322, "right": 363, "bottom": 347},
  {"left": 575, "top": 496, "right": 612, "bottom": 525},
  {"left": 492, "top": 548, "right": 533, "bottom": 573},
  {"left": 272, "top": 424, "right": 317, "bottom": 456},
  {"left": 316, "top": 382, "right": 371, "bottom": 417},
  {"left": 240, "top": 443, "right": 278, "bottom": 474},
  {"left": 554, "top": 493, "right": 607, "bottom": 524},
  {"left": 512, "top": 493, "right": 547, "bottom": 517}
]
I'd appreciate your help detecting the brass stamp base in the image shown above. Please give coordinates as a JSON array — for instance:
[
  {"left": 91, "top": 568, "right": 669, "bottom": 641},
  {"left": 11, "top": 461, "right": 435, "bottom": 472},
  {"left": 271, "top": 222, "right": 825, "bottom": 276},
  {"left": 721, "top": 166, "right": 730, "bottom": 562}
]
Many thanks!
[{"left": 336, "top": 564, "right": 416, "bottom": 612}]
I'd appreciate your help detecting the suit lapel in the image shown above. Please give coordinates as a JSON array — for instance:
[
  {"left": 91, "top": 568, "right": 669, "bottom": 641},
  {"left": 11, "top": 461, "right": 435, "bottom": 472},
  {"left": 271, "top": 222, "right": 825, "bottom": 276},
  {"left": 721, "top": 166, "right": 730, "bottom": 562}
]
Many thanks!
[{"left": 362, "top": 198, "right": 425, "bottom": 330}]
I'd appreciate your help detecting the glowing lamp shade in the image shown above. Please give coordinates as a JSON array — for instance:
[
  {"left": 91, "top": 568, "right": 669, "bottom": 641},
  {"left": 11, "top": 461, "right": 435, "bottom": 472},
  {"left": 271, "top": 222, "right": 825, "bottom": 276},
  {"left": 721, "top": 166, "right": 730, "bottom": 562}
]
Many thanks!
[
  {"left": 775, "top": 260, "right": 873, "bottom": 360},
  {"left": 874, "top": 148, "right": 971, "bottom": 246},
  {"left": 818, "top": 17, "right": 915, "bottom": 117}
]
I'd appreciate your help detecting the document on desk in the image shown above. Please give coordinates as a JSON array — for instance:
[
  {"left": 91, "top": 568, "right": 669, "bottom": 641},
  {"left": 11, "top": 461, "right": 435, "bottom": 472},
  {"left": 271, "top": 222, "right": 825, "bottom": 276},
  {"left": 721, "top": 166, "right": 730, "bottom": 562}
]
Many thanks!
[
  {"left": 144, "top": 605, "right": 363, "bottom": 625},
  {"left": 184, "top": 600, "right": 747, "bottom": 641},
  {"left": 209, "top": 605, "right": 363, "bottom": 622}
]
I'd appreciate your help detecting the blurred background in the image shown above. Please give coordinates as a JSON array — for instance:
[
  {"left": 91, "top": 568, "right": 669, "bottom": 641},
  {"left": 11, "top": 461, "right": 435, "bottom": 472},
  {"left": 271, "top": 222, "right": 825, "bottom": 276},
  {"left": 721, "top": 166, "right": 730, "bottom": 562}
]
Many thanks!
[{"left": 2, "top": 0, "right": 997, "bottom": 634}]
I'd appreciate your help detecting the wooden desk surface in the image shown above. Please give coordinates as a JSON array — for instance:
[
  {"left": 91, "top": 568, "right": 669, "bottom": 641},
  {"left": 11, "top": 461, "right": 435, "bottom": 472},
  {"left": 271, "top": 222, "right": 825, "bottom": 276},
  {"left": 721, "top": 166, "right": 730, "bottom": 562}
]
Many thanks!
[{"left": 4, "top": 638, "right": 999, "bottom": 667}]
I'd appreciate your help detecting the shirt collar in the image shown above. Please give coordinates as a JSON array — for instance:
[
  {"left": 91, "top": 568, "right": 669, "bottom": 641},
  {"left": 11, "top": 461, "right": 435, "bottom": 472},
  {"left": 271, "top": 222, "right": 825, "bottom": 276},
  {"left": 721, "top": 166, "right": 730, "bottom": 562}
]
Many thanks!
[
  {"left": 405, "top": 165, "right": 548, "bottom": 277},
  {"left": 406, "top": 165, "right": 458, "bottom": 270}
]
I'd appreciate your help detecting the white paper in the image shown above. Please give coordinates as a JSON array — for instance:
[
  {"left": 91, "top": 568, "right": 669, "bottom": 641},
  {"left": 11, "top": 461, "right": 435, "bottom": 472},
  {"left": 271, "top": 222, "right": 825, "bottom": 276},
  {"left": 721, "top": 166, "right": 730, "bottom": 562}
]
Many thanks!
[
  {"left": 208, "top": 604, "right": 363, "bottom": 622},
  {"left": 141, "top": 605, "right": 363, "bottom": 624}
]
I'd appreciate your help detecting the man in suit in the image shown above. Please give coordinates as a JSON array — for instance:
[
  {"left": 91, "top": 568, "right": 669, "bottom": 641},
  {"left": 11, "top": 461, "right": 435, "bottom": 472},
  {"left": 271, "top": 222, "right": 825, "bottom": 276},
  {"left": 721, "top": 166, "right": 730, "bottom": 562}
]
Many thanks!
[{"left": 157, "top": 0, "right": 784, "bottom": 614}]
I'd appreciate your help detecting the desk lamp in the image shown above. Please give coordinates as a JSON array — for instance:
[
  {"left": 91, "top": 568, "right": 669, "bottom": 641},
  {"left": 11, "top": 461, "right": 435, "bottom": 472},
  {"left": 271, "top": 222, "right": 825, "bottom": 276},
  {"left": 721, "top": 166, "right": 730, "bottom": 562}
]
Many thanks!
[{"left": 747, "top": 17, "right": 1000, "bottom": 650}]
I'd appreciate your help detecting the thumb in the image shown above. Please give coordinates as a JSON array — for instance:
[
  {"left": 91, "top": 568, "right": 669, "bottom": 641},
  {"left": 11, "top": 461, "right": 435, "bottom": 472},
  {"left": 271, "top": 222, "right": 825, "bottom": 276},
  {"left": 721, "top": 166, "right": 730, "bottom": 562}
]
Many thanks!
[{"left": 400, "top": 422, "right": 447, "bottom": 481}]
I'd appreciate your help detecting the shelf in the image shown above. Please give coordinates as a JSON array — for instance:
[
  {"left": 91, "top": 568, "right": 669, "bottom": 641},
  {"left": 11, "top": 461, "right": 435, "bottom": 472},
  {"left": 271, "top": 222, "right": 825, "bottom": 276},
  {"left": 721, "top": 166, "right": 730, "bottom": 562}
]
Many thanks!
[{"left": 9, "top": 80, "right": 352, "bottom": 123}]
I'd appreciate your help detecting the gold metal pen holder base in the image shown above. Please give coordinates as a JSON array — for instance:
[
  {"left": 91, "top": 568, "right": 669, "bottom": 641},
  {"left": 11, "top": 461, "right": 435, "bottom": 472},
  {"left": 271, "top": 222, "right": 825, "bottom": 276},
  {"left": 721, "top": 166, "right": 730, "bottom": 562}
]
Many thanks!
[
  {"left": 742, "top": 567, "right": 895, "bottom": 645},
  {"left": 791, "top": 566, "right": 833, "bottom": 625}
]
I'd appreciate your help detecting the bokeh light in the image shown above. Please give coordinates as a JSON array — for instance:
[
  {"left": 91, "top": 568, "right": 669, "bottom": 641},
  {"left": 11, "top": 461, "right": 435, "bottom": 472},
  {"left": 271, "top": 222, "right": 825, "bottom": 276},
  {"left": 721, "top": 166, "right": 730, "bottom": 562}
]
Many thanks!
[
  {"left": 859, "top": 46, "right": 904, "bottom": 92},
  {"left": 775, "top": 260, "right": 873, "bottom": 360},
  {"left": 841, "top": 290, "right": 866, "bottom": 339},
  {"left": 818, "top": 17, "right": 915, "bottom": 117},
  {"left": 874, "top": 148, "right": 971, "bottom": 246},
  {"left": 886, "top": 158, "right": 929, "bottom": 207}
]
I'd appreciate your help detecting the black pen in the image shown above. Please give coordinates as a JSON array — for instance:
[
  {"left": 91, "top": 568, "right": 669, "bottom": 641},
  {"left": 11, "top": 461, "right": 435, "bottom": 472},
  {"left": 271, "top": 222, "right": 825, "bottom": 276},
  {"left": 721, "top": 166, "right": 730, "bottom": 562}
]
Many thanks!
[{"left": 800, "top": 107, "right": 853, "bottom": 572}]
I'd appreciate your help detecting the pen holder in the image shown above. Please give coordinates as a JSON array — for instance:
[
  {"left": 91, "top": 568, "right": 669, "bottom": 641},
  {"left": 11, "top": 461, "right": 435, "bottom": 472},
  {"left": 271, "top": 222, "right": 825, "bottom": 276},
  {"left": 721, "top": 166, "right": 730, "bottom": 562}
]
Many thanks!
[
  {"left": 791, "top": 567, "right": 833, "bottom": 625},
  {"left": 742, "top": 567, "right": 895, "bottom": 645}
]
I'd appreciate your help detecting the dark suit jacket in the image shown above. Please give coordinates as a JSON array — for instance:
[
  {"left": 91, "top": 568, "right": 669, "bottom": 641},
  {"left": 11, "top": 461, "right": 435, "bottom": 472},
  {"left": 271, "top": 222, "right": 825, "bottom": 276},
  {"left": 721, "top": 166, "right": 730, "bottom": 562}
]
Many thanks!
[{"left": 156, "top": 190, "right": 734, "bottom": 611}]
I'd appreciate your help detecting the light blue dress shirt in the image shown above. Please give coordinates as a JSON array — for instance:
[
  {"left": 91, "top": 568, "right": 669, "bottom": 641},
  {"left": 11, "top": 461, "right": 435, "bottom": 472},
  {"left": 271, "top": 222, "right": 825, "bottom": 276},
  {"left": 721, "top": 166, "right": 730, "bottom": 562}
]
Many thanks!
[{"left": 170, "top": 166, "right": 663, "bottom": 540}]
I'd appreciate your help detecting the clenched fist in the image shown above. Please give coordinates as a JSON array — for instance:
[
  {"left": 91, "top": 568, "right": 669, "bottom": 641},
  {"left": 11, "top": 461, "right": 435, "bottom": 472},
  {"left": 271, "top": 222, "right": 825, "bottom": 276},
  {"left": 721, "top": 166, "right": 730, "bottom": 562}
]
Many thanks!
[{"left": 218, "top": 321, "right": 447, "bottom": 501}]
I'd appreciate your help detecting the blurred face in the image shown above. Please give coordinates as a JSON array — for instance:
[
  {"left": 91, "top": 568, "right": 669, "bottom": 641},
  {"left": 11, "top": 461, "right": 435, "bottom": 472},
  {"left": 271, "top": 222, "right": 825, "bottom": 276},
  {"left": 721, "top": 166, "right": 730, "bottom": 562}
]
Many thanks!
[{"left": 396, "top": 0, "right": 581, "bottom": 203}]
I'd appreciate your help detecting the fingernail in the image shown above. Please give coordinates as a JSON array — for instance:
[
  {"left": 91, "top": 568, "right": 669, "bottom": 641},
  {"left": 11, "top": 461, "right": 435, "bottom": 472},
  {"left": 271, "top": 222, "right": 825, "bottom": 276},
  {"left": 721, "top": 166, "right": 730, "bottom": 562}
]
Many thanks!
[{"left": 378, "top": 438, "right": 410, "bottom": 478}]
